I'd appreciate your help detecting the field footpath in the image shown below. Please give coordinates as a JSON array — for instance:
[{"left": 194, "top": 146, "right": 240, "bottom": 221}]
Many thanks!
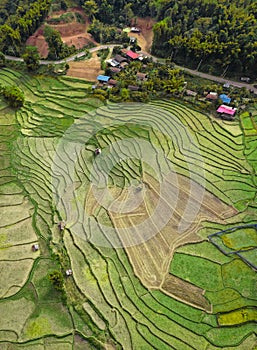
[{"left": 4, "top": 45, "right": 257, "bottom": 94}]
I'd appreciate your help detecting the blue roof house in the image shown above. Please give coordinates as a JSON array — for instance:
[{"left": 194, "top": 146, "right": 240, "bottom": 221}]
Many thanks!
[
  {"left": 219, "top": 94, "right": 231, "bottom": 104},
  {"left": 97, "top": 75, "right": 110, "bottom": 83}
]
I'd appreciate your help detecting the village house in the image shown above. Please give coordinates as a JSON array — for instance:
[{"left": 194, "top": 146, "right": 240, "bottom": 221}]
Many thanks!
[
  {"left": 223, "top": 82, "right": 230, "bottom": 89},
  {"left": 185, "top": 89, "right": 197, "bottom": 97},
  {"left": 97, "top": 75, "right": 110, "bottom": 84},
  {"left": 58, "top": 221, "right": 66, "bottom": 231},
  {"left": 109, "top": 67, "right": 121, "bottom": 75},
  {"left": 130, "top": 36, "right": 136, "bottom": 44},
  {"left": 114, "top": 54, "right": 127, "bottom": 64},
  {"left": 126, "top": 50, "right": 139, "bottom": 61},
  {"left": 119, "top": 61, "right": 129, "bottom": 69},
  {"left": 240, "top": 77, "right": 250, "bottom": 83},
  {"left": 95, "top": 148, "right": 101, "bottom": 155},
  {"left": 108, "top": 79, "right": 118, "bottom": 87},
  {"left": 219, "top": 94, "right": 231, "bottom": 104},
  {"left": 216, "top": 105, "right": 237, "bottom": 120},
  {"left": 130, "top": 27, "right": 140, "bottom": 33},
  {"left": 106, "top": 59, "right": 119, "bottom": 67},
  {"left": 136, "top": 72, "right": 148, "bottom": 81},
  {"left": 128, "top": 85, "right": 139, "bottom": 91},
  {"left": 138, "top": 55, "right": 145, "bottom": 61},
  {"left": 205, "top": 92, "right": 218, "bottom": 101}
]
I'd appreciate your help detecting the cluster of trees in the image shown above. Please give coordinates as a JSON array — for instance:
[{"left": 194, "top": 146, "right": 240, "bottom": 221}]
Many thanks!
[
  {"left": 77, "top": 0, "right": 149, "bottom": 26},
  {"left": 22, "top": 45, "right": 40, "bottom": 70},
  {"left": 151, "top": 0, "right": 257, "bottom": 76},
  {"left": 0, "top": 0, "right": 51, "bottom": 55},
  {"left": 48, "top": 270, "right": 64, "bottom": 291},
  {"left": 44, "top": 25, "right": 76, "bottom": 60},
  {"left": 0, "top": 84, "right": 24, "bottom": 107},
  {"left": 88, "top": 19, "right": 130, "bottom": 44}
]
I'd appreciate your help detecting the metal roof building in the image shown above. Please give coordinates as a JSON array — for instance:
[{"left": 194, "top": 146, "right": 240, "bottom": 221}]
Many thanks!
[
  {"left": 219, "top": 94, "right": 231, "bottom": 104},
  {"left": 97, "top": 75, "right": 110, "bottom": 82}
]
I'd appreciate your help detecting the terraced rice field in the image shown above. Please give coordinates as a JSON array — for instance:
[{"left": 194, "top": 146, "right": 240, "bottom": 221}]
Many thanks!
[{"left": 0, "top": 67, "right": 256, "bottom": 349}]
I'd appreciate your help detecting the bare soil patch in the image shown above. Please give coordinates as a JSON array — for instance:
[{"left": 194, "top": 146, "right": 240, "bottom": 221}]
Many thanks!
[
  {"left": 67, "top": 52, "right": 103, "bottom": 81},
  {"left": 87, "top": 171, "right": 237, "bottom": 297},
  {"left": 26, "top": 8, "right": 96, "bottom": 58},
  {"left": 162, "top": 274, "right": 211, "bottom": 311},
  {"left": 129, "top": 17, "right": 155, "bottom": 52}
]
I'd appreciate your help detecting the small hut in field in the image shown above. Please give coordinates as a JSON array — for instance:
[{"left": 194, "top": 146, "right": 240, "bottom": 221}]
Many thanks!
[
  {"left": 32, "top": 244, "right": 39, "bottom": 252},
  {"left": 95, "top": 148, "right": 101, "bottom": 155}
]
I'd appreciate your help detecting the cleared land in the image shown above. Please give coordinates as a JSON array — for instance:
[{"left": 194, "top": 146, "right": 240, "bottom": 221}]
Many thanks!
[
  {"left": 26, "top": 8, "right": 96, "bottom": 58},
  {"left": 129, "top": 17, "right": 155, "bottom": 52},
  {"left": 67, "top": 52, "right": 103, "bottom": 81}
]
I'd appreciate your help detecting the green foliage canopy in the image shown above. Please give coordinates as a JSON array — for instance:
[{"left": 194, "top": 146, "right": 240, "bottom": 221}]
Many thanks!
[
  {"left": 22, "top": 45, "right": 40, "bottom": 71},
  {"left": 48, "top": 270, "right": 64, "bottom": 291},
  {"left": 0, "top": 84, "right": 24, "bottom": 107},
  {"left": 0, "top": 0, "right": 51, "bottom": 55}
]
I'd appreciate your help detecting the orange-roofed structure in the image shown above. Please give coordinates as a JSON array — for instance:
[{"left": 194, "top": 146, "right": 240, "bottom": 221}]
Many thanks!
[{"left": 126, "top": 50, "right": 139, "bottom": 60}]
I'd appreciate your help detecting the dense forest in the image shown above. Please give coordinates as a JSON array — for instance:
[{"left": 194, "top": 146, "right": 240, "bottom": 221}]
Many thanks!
[
  {"left": 151, "top": 0, "right": 257, "bottom": 76},
  {"left": 0, "top": 0, "right": 51, "bottom": 55}
]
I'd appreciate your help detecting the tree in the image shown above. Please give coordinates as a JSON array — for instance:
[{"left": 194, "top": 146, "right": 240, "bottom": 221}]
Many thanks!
[
  {"left": 48, "top": 270, "right": 64, "bottom": 291},
  {"left": 0, "top": 24, "right": 21, "bottom": 55},
  {"left": 22, "top": 46, "right": 40, "bottom": 71},
  {"left": 0, "top": 85, "right": 25, "bottom": 108},
  {"left": 123, "top": 3, "right": 134, "bottom": 24},
  {"left": 120, "top": 88, "right": 130, "bottom": 101},
  {"left": 83, "top": 0, "right": 98, "bottom": 20},
  {"left": 44, "top": 25, "right": 63, "bottom": 59}
]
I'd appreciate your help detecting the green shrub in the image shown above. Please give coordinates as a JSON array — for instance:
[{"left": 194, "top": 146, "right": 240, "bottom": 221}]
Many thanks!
[{"left": 48, "top": 270, "right": 64, "bottom": 291}]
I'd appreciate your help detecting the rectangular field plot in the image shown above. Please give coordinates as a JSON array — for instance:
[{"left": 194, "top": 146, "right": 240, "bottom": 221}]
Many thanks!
[
  {"left": 218, "top": 307, "right": 257, "bottom": 326},
  {"left": 169, "top": 253, "right": 223, "bottom": 291},
  {"left": 221, "top": 228, "right": 257, "bottom": 250},
  {"left": 209, "top": 225, "right": 257, "bottom": 270},
  {"left": 161, "top": 273, "right": 211, "bottom": 311}
]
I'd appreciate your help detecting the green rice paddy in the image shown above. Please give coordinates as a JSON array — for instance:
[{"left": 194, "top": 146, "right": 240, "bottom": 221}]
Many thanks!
[{"left": 0, "top": 68, "right": 256, "bottom": 349}]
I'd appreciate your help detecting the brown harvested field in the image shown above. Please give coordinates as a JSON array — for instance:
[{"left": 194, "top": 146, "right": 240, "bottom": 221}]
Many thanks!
[
  {"left": 86, "top": 171, "right": 237, "bottom": 298},
  {"left": 129, "top": 17, "right": 155, "bottom": 52},
  {"left": 66, "top": 52, "right": 103, "bottom": 81},
  {"left": 161, "top": 274, "right": 211, "bottom": 311},
  {"left": 26, "top": 8, "right": 96, "bottom": 58}
]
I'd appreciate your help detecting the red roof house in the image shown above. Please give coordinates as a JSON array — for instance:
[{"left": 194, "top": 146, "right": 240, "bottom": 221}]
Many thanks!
[
  {"left": 216, "top": 105, "right": 237, "bottom": 120},
  {"left": 217, "top": 105, "right": 236, "bottom": 116},
  {"left": 126, "top": 50, "right": 139, "bottom": 60},
  {"left": 206, "top": 92, "right": 218, "bottom": 100}
]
